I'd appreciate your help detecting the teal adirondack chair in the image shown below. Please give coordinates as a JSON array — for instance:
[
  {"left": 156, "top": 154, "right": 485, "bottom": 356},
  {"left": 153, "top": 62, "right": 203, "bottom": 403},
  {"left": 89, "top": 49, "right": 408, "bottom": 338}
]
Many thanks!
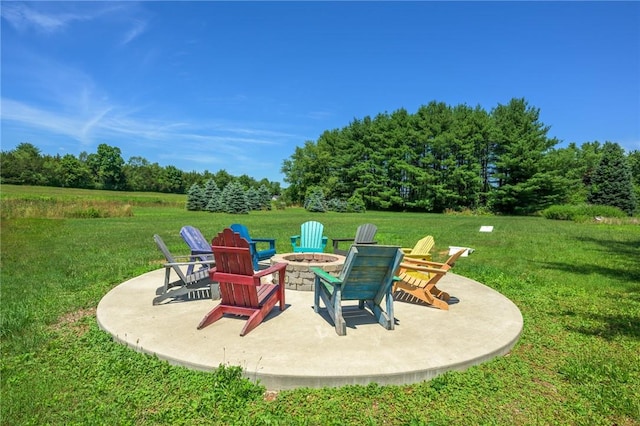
[
  {"left": 312, "top": 244, "right": 404, "bottom": 336},
  {"left": 291, "top": 221, "right": 328, "bottom": 252},
  {"left": 230, "top": 223, "right": 277, "bottom": 270}
]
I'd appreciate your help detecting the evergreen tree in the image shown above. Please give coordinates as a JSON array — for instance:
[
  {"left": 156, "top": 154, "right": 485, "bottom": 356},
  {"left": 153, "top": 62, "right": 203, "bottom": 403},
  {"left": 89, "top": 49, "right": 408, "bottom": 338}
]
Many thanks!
[
  {"left": 245, "top": 187, "right": 261, "bottom": 211},
  {"left": 489, "top": 98, "right": 558, "bottom": 214},
  {"left": 257, "top": 184, "right": 272, "bottom": 210},
  {"left": 587, "top": 142, "right": 637, "bottom": 215},
  {"left": 203, "top": 179, "right": 222, "bottom": 212},
  {"left": 304, "top": 187, "right": 327, "bottom": 212},
  {"left": 221, "top": 181, "right": 249, "bottom": 214},
  {"left": 186, "top": 183, "right": 205, "bottom": 211}
]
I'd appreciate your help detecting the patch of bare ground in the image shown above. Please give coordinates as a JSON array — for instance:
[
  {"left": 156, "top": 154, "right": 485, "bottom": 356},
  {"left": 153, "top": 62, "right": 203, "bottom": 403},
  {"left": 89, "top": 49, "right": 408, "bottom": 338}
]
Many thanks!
[
  {"left": 263, "top": 390, "right": 279, "bottom": 401},
  {"left": 51, "top": 307, "right": 95, "bottom": 335}
]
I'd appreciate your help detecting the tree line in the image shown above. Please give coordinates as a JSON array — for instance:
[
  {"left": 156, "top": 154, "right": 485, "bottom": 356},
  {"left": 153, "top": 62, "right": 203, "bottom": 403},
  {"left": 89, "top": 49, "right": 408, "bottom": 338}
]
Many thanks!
[
  {"left": 281, "top": 98, "right": 639, "bottom": 215},
  {"left": 0, "top": 142, "right": 282, "bottom": 196}
]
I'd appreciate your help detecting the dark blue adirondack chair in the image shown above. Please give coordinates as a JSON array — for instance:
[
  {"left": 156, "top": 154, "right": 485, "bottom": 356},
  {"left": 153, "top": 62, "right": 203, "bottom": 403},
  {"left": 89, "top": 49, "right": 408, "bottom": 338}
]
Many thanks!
[
  {"left": 230, "top": 223, "right": 277, "bottom": 270},
  {"left": 312, "top": 244, "right": 404, "bottom": 336},
  {"left": 291, "top": 220, "right": 328, "bottom": 253}
]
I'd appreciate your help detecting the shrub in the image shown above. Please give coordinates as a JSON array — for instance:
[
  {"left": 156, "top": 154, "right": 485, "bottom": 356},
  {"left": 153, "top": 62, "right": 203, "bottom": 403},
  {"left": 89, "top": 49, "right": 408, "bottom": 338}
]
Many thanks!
[
  {"left": 542, "top": 204, "right": 628, "bottom": 221},
  {"left": 326, "top": 198, "right": 347, "bottom": 212},
  {"left": 304, "top": 187, "right": 326, "bottom": 212},
  {"left": 347, "top": 193, "right": 366, "bottom": 213}
]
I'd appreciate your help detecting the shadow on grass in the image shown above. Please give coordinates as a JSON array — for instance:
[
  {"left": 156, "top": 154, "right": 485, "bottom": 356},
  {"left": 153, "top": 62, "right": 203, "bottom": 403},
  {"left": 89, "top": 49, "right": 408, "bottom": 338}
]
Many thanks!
[
  {"left": 539, "top": 234, "right": 640, "bottom": 341},
  {"left": 536, "top": 260, "right": 640, "bottom": 287},
  {"left": 563, "top": 311, "right": 640, "bottom": 341}
]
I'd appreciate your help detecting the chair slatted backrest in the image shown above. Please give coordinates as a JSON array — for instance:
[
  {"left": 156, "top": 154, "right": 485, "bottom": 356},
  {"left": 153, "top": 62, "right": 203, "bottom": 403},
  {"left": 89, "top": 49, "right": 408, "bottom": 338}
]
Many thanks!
[
  {"left": 229, "top": 223, "right": 253, "bottom": 245},
  {"left": 180, "top": 226, "right": 211, "bottom": 254},
  {"left": 339, "top": 245, "right": 404, "bottom": 302},
  {"left": 211, "top": 228, "right": 259, "bottom": 308},
  {"left": 354, "top": 223, "right": 378, "bottom": 244},
  {"left": 410, "top": 236, "right": 435, "bottom": 255},
  {"left": 300, "top": 221, "right": 324, "bottom": 250},
  {"left": 154, "top": 234, "right": 188, "bottom": 283}
]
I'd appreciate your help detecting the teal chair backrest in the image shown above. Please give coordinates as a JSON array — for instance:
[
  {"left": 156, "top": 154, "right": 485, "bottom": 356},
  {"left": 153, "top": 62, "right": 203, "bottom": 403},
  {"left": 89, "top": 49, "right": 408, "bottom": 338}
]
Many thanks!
[
  {"left": 293, "top": 221, "right": 327, "bottom": 252},
  {"left": 339, "top": 245, "right": 404, "bottom": 301}
]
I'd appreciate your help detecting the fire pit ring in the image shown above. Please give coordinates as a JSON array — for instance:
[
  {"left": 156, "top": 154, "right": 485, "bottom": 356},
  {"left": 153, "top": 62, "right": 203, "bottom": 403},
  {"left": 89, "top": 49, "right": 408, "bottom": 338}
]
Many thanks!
[{"left": 270, "top": 253, "right": 346, "bottom": 291}]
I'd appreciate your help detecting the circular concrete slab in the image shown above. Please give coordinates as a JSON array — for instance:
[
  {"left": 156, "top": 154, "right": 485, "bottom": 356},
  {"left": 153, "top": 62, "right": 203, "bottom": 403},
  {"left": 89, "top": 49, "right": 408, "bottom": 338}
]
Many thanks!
[{"left": 97, "top": 269, "right": 522, "bottom": 390}]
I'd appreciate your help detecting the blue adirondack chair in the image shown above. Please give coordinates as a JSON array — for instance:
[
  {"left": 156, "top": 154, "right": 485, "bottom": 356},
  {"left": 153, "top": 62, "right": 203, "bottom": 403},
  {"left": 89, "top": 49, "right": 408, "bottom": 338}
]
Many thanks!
[
  {"left": 180, "top": 226, "right": 214, "bottom": 275},
  {"left": 230, "top": 223, "right": 277, "bottom": 270},
  {"left": 291, "top": 221, "right": 328, "bottom": 252},
  {"left": 312, "top": 244, "right": 404, "bottom": 336}
]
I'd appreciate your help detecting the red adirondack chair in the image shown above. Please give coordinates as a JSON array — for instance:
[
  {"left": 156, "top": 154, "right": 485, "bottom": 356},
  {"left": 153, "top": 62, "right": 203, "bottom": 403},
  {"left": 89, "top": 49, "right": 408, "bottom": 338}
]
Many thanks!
[{"left": 197, "top": 228, "right": 287, "bottom": 336}]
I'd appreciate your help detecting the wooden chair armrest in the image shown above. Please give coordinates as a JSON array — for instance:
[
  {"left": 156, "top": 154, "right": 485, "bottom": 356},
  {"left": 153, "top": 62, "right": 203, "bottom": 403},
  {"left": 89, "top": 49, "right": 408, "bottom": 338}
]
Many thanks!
[
  {"left": 252, "top": 238, "right": 275, "bottom": 243},
  {"left": 401, "top": 257, "right": 443, "bottom": 268},
  {"left": 310, "top": 266, "right": 341, "bottom": 284},
  {"left": 254, "top": 262, "right": 287, "bottom": 278},
  {"left": 164, "top": 260, "right": 215, "bottom": 267},
  {"left": 399, "top": 262, "right": 447, "bottom": 275},
  {"left": 332, "top": 238, "right": 355, "bottom": 243},
  {"left": 252, "top": 238, "right": 276, "bottom": 250}
]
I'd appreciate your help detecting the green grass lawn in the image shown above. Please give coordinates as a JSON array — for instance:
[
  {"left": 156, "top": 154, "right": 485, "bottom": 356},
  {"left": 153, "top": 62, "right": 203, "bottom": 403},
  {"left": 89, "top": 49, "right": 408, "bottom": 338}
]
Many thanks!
[{"left": 1, "top": 185, "right": 639, "bottom": 425}]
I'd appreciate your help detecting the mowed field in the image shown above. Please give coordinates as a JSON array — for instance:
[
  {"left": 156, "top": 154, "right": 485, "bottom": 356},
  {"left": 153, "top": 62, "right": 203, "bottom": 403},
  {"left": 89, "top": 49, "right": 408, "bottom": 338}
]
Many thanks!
[{"left": 1, "top": 185, "right": 639, "bottom": 425}]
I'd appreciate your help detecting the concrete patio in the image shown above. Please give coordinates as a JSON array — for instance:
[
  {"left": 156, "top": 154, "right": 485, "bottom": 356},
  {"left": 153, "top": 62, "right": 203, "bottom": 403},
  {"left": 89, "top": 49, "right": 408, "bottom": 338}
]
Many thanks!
[{"left": 97, "top": 268, "right": 523, "bottom": 391}]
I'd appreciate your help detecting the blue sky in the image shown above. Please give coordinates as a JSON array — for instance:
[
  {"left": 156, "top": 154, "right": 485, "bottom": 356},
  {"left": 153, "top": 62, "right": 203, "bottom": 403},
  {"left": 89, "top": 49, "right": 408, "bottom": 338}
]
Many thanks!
[{"left": 2, "top": 1, "right": 639, "bottom": 184}]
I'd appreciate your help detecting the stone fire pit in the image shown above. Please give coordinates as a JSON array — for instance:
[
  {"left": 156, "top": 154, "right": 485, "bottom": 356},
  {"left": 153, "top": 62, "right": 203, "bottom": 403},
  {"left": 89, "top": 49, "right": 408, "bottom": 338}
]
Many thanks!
[{"left": 270, "top": 253, "right": 345, "bottom": 291}]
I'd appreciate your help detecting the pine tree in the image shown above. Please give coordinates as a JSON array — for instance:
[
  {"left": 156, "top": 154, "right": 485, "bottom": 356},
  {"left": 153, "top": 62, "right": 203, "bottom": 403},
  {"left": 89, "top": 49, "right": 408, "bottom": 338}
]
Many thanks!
[
  {"left": 245, "top": 187, "right": 261, "bottom": 211},
  {"left": 186, "top": 183, "right": 204, "bottom": 211},
  {"left": 304, "top": 187, "right": 326, "bottom": 212},
  {"left": 587, "top": 142, "right": 637, "bottom": 215},
  {"left": 221, "top": 181, "right": 249, "bottom": 214},
  {"left": 203, "top": 179, "right": 222, "bottom": 212},
  {"left": 257, "top": 184, "right": 272, "bottom": 210}
]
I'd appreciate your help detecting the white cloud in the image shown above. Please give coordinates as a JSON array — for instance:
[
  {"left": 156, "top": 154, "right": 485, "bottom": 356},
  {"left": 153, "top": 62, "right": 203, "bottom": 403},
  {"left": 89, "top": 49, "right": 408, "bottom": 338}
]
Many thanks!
[
  {"left": 1, "top": 3, "right": 98, "bottom": 34},
  {"left": 120, "top": 19, "right": 148, "bottom": 45}
]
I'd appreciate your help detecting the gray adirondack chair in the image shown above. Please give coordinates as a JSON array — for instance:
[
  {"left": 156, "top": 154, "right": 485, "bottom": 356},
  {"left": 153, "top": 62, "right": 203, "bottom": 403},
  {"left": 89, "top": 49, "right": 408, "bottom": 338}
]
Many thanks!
[
  {"left": 312, "top": 244, "right": 404, "bottom": 336},
  {"left": 153, "top": 234, "right": 218, "bottom": 305},
  {"left": 331, "top": 223, "right": 378, "bottom": 256}
]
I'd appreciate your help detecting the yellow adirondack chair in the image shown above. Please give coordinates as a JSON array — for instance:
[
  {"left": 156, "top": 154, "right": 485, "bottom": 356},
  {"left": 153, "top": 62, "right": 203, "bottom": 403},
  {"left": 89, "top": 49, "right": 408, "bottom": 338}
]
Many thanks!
[
  {"left": 393, "top": 249, "right": 466, "bottom": 310},
  {"left": 402, "top": 235, "right": 435, "bottom": 261}
]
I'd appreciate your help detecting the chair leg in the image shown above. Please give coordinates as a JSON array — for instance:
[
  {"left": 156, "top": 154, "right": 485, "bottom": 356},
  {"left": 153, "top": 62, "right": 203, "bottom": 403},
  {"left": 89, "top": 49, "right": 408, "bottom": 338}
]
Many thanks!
[
  {"left": 240, "top": 310, "right": 266, "bottom": 336},
  {"left": 197, "top": 305, "right": 225, "bottom": 329},
  {"left": 313, "top": 277, "right": 321, "bottom": 313},
  {"left": 395, "top": 285, "right": 449, "bottom": 311},
  {"left": 333, "top": 294, "right": 346, "bottom": 336},
  {"left": 430, "top": 286, "right": 450, "bottom": 301}
]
